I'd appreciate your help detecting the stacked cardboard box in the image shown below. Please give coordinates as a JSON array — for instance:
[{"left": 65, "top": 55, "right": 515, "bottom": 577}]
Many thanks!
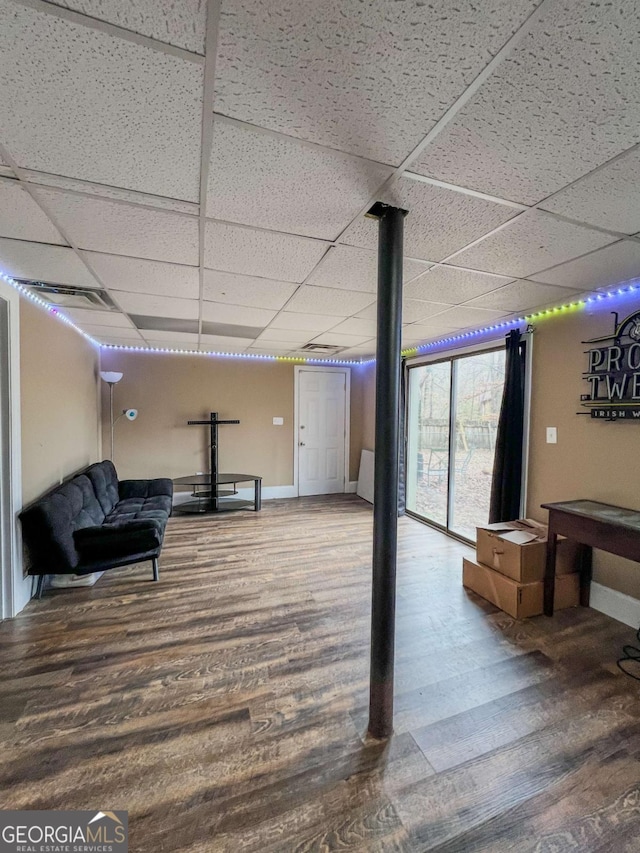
[{"left": 462, "top": 519, "right": 580, "bottom": 618}]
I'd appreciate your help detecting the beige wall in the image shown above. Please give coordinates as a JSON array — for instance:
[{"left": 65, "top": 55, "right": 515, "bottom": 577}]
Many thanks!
[
  {"left": 526, "top": 302, "right": 640, "bottom": 600},
  {"left": 20, "top": 301, "right": 101, "bottom": 505},
  {"left": 100, "top": 350, "right": 369, "bottom": 487}
]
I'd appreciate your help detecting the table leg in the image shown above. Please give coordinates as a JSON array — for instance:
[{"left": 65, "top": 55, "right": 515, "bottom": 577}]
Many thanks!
[
  {"left": 255, "top": 479, "right": 262, "bottom": 511},
  {"left": 544, "top": 527, "right": 558, "bottom": 617},
  {"left": 579, "top": 544, "right": 593, "bottom": 607}
]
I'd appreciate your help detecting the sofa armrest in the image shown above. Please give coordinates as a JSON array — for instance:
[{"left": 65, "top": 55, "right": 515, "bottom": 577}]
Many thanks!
[
  {"left": 74, "top": 519, "right": 162, "bottom": 561},
  {"left": 119, "top": 478, "right": 173, "bottom": 501}
]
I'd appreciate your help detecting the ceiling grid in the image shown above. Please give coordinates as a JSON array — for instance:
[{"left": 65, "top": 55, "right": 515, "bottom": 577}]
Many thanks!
[{"left": 0, "top": 0, "right": 639, "bottom": 359}]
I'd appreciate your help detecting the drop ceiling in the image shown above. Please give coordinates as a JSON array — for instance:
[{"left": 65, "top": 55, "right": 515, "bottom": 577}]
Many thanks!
[{"left": 0, "top": 0, "right": 639, "bottom": 360}]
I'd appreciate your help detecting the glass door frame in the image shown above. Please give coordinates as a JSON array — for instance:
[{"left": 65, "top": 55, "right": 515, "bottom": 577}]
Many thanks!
[{"left": 404, "top": 336, "right": 531, "bottom": 545}]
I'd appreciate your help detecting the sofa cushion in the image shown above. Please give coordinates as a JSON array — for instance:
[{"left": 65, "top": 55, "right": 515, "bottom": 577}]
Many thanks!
[
  {"left": 85, "top": 460, "right": 120, "bottom": 515},
  {"left": 106, "top": 495, "right": 173, "bottom": 522},
  {"left": 119, "top": 478, "right": 174, "bottom": 501}
]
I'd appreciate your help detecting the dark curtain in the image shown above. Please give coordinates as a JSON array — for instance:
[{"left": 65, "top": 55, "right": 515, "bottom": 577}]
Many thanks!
[
  {"left": 489, "top": 330, "right": 527, "bottom": 523},
  {"left": 397, "top": 363, "right": 406, "bottom": 516}
]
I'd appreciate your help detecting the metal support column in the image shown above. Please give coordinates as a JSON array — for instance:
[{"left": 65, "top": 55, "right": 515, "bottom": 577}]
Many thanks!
[{"left": 367, "top": 202, "right": 407, "bottom": 740}]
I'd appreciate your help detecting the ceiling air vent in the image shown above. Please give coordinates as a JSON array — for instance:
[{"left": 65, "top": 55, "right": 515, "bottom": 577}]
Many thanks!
[
  {"left": 300, "top": 343, "right": 343, "bottom": 354},
  {"left": 16, "top": 280, "right": 117, "bottom": 311}
]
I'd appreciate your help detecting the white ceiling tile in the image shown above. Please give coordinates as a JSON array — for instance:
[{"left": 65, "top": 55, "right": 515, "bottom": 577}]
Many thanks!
[
  {"left": 328, "top": 318, "right": 377, "bottom": 337},
  {"left": 64, "top": 307, "right": 133, "bottom": 327},
  {"left": 403, "top": 321, "right": 461, "bottom": 341},
  {"left": 414, "top": 1, "right": 640, "bottom": 204},
  {"left": 356, "top": 299, "right": 452, "bottom": 323},
  {"left": 204, "top": 221, "right": 328, "bottom": 282},
  {"left": 199, "top": 334, "right": 254, "bottom": 351},
  {"left": 101, "top": 337, "right": 153, "bottom": 348},
  {"left": 0, "top": 179, "right": 65, "bottom": 244},
  {"left": 453, "top": 211, "right": 617, "bottom": 278},
  {"left": 203, "top": 268, "right": 297, "bottom": 310},
  {"left": 341, "top": 177, "right": 519, "bottom": 261},
  {"left": 247, "top": 343, "right": 295, "bottom": 354},
  {"left": 201, "top": 302, "right": 277, "bottom": 327},
  {"left": 0, "top": 237, "right": 100, "bottom": 288},
  {"left": 51, "top": 0, "right": 207, "bottom": 54},
  {"left": 338, "top": 345, "right": 375, "bottom": 358},
  {"left": 466, "top": 280, "right": 582, "bottom": 312},
  {"left": 140, "top": 330, "right": 199, "bottom": 344},
  {"left": 214, "top": 0, "right": 538, "bottom": 164},
  {"left": 22, "top": 172, "right": 199, "bottom": 215},
  {"left": 33, "top": 189, "right": 199, "bottom": 264},
  {"left": 207, "top": 119, "right": 392, "bottom": 240},
  {"left": 285, "top": 286, "right": 374, "bottom": 317},
  {"left": 424, "top": 306, "right": 510, "bottom": 330},
  {"left": 307, "top": 244, "right": 430, "bottom": 293},
  {"left": 84, "top": 252, "right": 199, "bottom": 298},
  {"left": 539, "top": 147, "right": 640, "bottom": 234},
  {"left": 405, "top": 265, "right": 513, "bottom": 304},
  {"left": 81, "top": 324, "right": 144, "bottom": 340},
  {"left": 0, "top": 3, "right": 203, "bottom": 200},
  {"left": 269, "top": 312, "right": 340, "bottom": 333},
  {"left": 115, "top": 292, "right": 199, "bottom": 319},
  {"left": 528, "top": 240, "right": 640, "bottom": 291},
  {"left": 311, "top": 332, "right": 372, "bottom": 346},
  {"left": 258, "top": 328, "right": 313, "bottom": 343}
]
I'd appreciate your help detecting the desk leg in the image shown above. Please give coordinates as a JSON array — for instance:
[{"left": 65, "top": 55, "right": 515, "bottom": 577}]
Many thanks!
[
  {"left": 544, "top": 528, "right": 558, "bottom": 617},
  {"left": 579, "top": 544, "right": 593, "bottom": 607},
  {"left": 255, "top": 479, "right": 262, "bottom": 511}
]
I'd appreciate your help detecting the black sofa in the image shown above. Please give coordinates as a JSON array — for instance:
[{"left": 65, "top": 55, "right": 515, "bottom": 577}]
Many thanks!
[{"left": 20, "top": 460, "right": 173, "bottom": 597}]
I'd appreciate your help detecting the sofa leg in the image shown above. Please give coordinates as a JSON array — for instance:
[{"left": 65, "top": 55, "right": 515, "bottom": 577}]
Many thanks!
[
  {"left": 35, "top": 575, "right": 45, "bottom": 599},
  {"left": 152, "top": 557, "right": 159, "bottom": 582}
]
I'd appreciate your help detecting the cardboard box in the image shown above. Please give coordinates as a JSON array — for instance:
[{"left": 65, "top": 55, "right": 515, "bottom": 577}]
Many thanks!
[
  {"left": 476, "top": 521, "right": 579, "bottom": 583},
  {"left": 462, "top": 558, "right": 580, "bottom": 619}
]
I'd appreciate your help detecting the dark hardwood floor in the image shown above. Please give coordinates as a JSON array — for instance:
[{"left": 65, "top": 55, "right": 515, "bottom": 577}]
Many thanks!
[{"left": 1, "top": 494, "right": 640, "bottom": 851}]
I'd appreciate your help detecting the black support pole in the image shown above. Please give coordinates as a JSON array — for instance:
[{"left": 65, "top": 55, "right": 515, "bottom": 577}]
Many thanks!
[{"left": 367, "top": 202, "right": 407, "bottom": 740}]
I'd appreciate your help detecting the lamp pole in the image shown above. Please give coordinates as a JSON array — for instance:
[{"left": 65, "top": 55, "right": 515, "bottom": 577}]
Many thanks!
[
  {"left": 99, "top": 372, "right": 123, "bottom": 461},
  {"left": 108, "top": 381, "right": 115, "bottom": 460}
]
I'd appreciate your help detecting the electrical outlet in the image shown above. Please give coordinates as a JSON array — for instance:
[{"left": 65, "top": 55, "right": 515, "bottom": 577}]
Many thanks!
[
  {"left": 546, "top": 427, "right": 557, "bottom": 444},
  {"left": 273, "top": 417, "right": 284, "bottom": 426}
]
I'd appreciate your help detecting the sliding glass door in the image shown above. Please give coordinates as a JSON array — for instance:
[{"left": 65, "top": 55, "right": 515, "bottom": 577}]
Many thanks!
[{"left": 406, "top": 347, "right": 506, "bottom": 542}]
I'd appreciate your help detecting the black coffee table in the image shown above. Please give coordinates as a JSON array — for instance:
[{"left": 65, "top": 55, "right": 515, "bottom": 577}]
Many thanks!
[{"left": 173, "top": 473, "right": 262, "bottom": 514}]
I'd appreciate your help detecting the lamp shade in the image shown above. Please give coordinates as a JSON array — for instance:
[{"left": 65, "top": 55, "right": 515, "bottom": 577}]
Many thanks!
[{"left": 100, "top": 371, "right": 123, "bottom": 384}]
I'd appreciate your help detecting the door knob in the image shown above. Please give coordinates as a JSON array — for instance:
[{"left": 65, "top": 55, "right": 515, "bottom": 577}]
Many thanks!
[{"left": 299, "top": 441, "right": 305, "bottom": 446}]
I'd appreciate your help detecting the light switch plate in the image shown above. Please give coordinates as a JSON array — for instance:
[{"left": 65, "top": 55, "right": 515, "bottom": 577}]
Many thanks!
[
  {"left": 546, "top": 427, "right": 557, "bottom": 444},
  {"left": 273, "top": 417, "right": 284, "bottom": 426}
]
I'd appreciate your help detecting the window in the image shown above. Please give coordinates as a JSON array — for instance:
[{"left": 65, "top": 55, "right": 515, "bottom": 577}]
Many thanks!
[{"left": 406, "top": 347, "right": 506, "bottom": 542}]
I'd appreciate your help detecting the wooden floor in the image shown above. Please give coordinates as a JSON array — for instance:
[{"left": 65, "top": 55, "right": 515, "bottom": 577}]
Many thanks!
[{"left": 2, "top": 495, "right": 640, "bottom": 852}]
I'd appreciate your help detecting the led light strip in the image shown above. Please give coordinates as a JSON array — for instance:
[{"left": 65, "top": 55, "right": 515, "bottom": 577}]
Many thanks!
[
  {"left": 401, "top": 283, "right": 640, "bottom": 358},
  {"left": 3, "top": 268, "right": 638, "bottom": 366}
]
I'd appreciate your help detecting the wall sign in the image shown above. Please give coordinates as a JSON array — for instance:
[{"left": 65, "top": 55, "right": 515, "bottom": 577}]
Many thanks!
[{"left": 580, "top": 308, "right": 640, "bottom": 421}]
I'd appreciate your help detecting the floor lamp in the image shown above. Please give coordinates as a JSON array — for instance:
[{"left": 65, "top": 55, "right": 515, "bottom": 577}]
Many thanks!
[{"left": 100, "top": 371, "right": 123, "bottom": 460}]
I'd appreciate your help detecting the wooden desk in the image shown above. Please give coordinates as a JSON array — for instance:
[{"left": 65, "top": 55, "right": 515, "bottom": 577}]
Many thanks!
[{"left": 541, "top": 499, "right": 640, "bottom": 616}]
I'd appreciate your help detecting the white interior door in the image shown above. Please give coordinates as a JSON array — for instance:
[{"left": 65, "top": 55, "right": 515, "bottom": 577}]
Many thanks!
[{"left": 298, "top": 369, "right": 347, "bottom": 496}]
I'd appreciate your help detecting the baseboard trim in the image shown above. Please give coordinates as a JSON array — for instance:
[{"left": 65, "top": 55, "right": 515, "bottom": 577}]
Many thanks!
[
  {"left": 590, "top": 581, "right": 640, "bottom": 629},
  {"left": 346, "top": 481, "right": 358, "bottom": 493}
]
